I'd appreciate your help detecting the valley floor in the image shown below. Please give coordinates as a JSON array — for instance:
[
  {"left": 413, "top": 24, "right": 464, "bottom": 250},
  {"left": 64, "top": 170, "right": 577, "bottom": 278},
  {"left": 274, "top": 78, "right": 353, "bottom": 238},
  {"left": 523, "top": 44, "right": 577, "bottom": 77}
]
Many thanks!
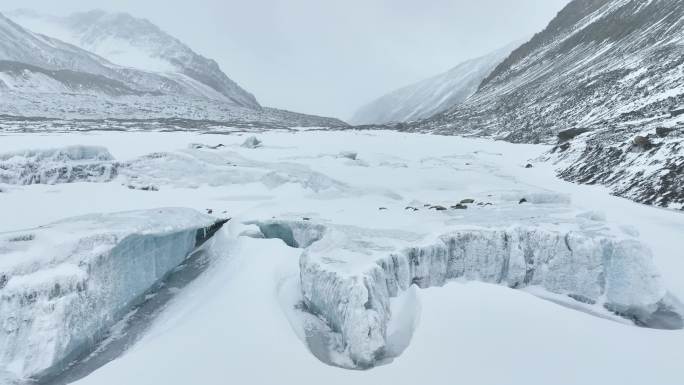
[{"left": 1, "top": 130, "right": 683, "bottom": 385}]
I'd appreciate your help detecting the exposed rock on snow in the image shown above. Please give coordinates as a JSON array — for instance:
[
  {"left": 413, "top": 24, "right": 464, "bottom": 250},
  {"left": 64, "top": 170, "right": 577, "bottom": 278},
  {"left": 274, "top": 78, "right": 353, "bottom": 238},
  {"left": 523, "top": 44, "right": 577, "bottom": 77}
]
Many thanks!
[
  {"left": 188, "top": 143, "right": 225, "bottom": 150},
  {"left": 0, "top": 208, "right": 227, "bottom": 381},
  {"left": 546, "top": 129, "right": 684, "bottom": 209},
  {"left": 558, "top": 128, "right": 592, "bottom": 143},
  {"left": 0, "top": 145, "right": 118, "bottom": 185}
]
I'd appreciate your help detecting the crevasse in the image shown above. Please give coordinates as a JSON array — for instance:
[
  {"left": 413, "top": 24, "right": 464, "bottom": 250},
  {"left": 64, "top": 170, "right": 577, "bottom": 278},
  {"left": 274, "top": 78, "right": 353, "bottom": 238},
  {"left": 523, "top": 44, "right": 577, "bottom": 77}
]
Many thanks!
[{"left": 0, "top": 208, "right": 227, "bottom": 380}]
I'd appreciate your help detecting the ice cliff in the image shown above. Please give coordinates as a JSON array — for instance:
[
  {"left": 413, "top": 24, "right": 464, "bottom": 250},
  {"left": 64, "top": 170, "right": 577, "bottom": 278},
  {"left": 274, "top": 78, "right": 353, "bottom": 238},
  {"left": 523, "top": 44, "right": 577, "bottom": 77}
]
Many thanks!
[
  {"left": 0, "top": 208, "right": 227, "bottom": 380},
  {"left": 275, "top": 221, "right": 684, "bottom": 368}
]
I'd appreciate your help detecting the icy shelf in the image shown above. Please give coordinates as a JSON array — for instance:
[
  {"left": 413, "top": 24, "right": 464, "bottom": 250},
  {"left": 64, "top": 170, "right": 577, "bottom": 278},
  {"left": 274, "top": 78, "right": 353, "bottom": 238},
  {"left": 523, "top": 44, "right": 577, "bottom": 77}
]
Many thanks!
[
  {"left": 246, "top": 219, "right": 684, "bottom": 369},
  {"left": 0, "top": 208, "right": 228, "bottom": 381},
  {"left": 121, "top": 148, "right": 349, "bottom": 194},
  {"left": 0, "top": 145, "right": 118, "bottom": 185}
]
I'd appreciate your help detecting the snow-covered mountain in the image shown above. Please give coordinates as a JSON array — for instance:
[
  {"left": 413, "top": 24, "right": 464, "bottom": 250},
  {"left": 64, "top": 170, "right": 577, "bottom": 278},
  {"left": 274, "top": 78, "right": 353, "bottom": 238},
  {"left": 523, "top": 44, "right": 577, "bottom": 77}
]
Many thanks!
[
  {"left": 8, "top": 9, "right": 259, "bottom": 108},
  {"left": 420, "top": 0, "right": 683, "bottom": 141},
  {"left": 0, "top": 12, "right": 233, "bottom": 101},
  {"left": 0, "top": 13, "right": 122, "bottom": 81},
  {"left": 350, "top": 41, "right": 521, "bottom": 125},
  {"left": 0, "top": 12, "right": 346, "bottom": 128},
  {"left": 415, "top": 0, "right": 684, "bottom": 209}
]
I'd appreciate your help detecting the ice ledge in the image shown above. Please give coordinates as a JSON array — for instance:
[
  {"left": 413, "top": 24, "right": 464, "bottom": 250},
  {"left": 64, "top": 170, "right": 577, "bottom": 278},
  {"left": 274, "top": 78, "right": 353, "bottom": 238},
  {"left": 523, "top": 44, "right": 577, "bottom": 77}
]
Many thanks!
[
  {"left": 285, "top": 221, "right": 684, "bottom": 368},
  {"left": 0, "top": 145, "right": 118, "bottom": 185},
  {"left": 0, "top": 208, "right": 228, "bottom": 381}
]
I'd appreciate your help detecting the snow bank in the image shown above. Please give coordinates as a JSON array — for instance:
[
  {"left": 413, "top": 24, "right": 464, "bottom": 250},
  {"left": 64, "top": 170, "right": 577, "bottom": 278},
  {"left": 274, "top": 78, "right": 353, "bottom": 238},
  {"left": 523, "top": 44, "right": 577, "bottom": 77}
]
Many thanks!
[
  {"left": 0, "top": 145, "right": 118, "bottom": 185},
  {"left": 501, "top": 191, "right": 572, "bottom": 205},
  {"left": 0, "top": 208, "right": 227, "bottom": 381},
  {"left": 294, "top": 222, "right": 682, "bottom": 367},
  {"left": 122, "top": 149, "right": 348, "bottom": 194}
]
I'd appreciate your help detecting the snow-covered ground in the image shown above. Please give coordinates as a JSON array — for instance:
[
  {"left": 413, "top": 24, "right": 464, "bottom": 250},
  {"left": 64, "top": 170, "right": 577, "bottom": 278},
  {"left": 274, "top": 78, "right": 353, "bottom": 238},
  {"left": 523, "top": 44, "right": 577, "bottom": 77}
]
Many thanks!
[{"left": 0, "top": 129, "right": 682, "bottom": 385}]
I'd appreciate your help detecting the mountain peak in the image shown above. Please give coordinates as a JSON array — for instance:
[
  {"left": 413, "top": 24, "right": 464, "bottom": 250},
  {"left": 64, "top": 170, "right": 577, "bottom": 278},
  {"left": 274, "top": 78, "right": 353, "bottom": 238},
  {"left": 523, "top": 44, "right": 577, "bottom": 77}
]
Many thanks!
[{"left": 8, "top": 9, "right": 260, "bottom": 109}]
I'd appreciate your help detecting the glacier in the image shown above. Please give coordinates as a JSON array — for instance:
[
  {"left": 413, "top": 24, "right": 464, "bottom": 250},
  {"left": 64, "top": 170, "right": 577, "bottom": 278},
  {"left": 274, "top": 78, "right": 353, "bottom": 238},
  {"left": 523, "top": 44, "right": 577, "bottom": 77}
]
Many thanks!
[
  {"left": 0, "top": 145, "right": 118, "bottom": 185},
  {"left": 0, "top": 208, "right": 227, "bottom": 381},
  {"left": 244, "top": 219, "right": 684, "bottom": 368},
  {"left": 0, "top": 129, "right": 682, "bottom": 385}
]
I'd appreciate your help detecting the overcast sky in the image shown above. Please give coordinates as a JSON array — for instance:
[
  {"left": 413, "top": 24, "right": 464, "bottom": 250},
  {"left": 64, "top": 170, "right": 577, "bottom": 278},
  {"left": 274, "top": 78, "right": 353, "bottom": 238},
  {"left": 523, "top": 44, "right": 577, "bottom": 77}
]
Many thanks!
[{"left": 4, "top": 0, "right": 570, "bottom": 120}]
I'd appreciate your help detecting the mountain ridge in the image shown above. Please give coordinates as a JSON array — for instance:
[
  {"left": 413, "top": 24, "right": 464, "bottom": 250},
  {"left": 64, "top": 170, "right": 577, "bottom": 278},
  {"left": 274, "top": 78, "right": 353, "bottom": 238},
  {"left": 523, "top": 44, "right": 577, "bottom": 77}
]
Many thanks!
[
  {"left": 7, "top": 9, "right": 260, "bottom": 109},
  {"left": 0, "top": 11, "right": 347, "bottom": 128},
  {"left": 350, "top": 41, "right": 523, "bottom": 125}
]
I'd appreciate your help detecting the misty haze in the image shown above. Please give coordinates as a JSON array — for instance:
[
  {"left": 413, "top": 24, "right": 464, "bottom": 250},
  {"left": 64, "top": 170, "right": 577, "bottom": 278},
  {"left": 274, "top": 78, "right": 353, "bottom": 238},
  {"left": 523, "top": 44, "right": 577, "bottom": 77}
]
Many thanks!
[{"left": 0, "top": 1, "right": 683, "bottom": 385}]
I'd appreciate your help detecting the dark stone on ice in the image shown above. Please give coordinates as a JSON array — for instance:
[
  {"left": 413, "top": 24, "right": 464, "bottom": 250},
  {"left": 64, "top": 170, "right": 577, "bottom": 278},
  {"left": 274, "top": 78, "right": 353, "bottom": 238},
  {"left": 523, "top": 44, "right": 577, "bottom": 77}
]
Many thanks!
[
  {"left": 558, "top": 127, "right": 590, "bottom": 142},
  {"left": 656, "top": 127, "right": 673, "bottom": 138},
  {"left": 631, "top": 136, "right": 653, "bottom": 151},
  {"left": 195, "top": 218, "right": 230, "bottom": 248},
  {"left": 519, "top": 198, "right": 528, "bottom": 204},
  {"left": 670, "top": 107, "right": 684, "bottom": 118},
  {"left": 460, "top": 199, "right": 475, "bottom": 204}
]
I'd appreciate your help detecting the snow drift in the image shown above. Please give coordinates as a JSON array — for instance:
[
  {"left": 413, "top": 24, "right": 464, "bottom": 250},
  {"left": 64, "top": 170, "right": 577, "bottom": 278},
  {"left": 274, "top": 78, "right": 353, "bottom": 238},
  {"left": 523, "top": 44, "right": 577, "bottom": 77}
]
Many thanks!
[
  {"left": 0, "top": 208, "right": 227, "bottom": 381},
  {"left": 0, "top": 145, "right": 118, "bottom": 185},
  {"left": 122, "top": 148, "right": 349, "bottom": 194}
]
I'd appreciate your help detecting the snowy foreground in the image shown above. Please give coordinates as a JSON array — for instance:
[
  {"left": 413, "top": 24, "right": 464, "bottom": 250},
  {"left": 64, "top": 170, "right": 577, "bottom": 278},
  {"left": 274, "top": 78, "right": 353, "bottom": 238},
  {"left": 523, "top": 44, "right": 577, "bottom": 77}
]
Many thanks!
[{"left": 1, "top": 130, "right": 683, "bottom": 385}]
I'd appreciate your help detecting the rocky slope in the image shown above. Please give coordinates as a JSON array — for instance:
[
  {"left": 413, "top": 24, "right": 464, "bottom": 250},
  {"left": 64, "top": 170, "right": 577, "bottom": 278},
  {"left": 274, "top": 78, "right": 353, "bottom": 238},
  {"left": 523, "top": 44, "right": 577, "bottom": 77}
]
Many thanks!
[
  {"left": 351, "top": 42, "right": 521, "bottom": 125},
  {"left": 414, "top": 0, "right": 684, "bottom": 209}
]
